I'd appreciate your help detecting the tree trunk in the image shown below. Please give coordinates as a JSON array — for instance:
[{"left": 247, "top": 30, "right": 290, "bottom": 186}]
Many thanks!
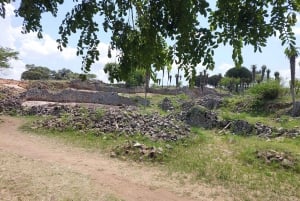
[
  {"left": 144, "top": 68, "right": 151, "bottom": 108},
  {"left": 290, "top": 55, "right": 296, "bottom": 108}
]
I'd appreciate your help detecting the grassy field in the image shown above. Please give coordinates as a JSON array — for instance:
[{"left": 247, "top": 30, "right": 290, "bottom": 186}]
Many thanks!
[
  {"left": 16, "top": 89, "right": 300, "bottom": 200},
  {"left": 22, "top": 112, "right": 300, "bottom": 201}
]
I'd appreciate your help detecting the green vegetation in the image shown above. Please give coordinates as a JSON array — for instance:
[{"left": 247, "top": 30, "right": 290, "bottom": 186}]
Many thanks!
[
  {"left": 249, "top": 80, "right": 283, "bottom": 100},
  {"left": 21, "top": 64, "right": 96, "bottom": 80},
  {"left": 0, "top": 46, "right": 18, "bottom": 68},
  {"left": 1, "top": 1, "right": 298, "bottom": 83},
  {"left": 22, "top": 115, "right": 300, "bottom": 200},
  {"left": 14, "top": 79, "right": 300, "bottom": 201}
]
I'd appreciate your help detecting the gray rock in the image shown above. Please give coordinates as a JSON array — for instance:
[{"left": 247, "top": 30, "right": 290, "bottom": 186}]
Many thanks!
[
  {"left": 231, "top": 120, "right": 253, "bottom": 136},
  {"left": 159, "top": 97, "right": 174, "bottom": 111},
  {"left": 196, "top": 94, "right": 223, "bottom": 110},
  {"left": 185, "top": 105, "right": 218, "bottom": 129}
]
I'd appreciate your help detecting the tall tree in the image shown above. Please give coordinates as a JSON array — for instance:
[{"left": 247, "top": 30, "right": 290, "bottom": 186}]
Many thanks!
[
  {"left": 225, "top": 66, "right": 252, "bottom": 92},
  {"left": 261, "top": 65, "right": 267, "bottom": 82},
  {"left": 251, "top": 65, "right": 257, "bottom": 84},
  {"left": 1, "top": 1, "right": 299, "bottom": 81},
  {"left": 274, "top": 71, "right": 280, "bottom": 81},
  {"left": 21, "top": 64, "right": 53, "bottom": 80},
  {"left": 285, "top": 45, "right": 299, "bottom": 108},
  {"left": 0, "top": 47, "right": 18, "bottom": 68},
  {"left": 161, "top": 67, "right": 165, "bottom": 88},
  {"left": 266, "top": 69, "right": 271, "bottom": 80}
]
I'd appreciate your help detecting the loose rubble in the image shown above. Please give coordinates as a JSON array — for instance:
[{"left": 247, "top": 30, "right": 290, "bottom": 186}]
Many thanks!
[
  {"left": 32, "top": 107, "right": 191, "bottom": 141},
  {"left": 0, "top": 81, "right": 299, "bottom": 140},
  {"left": 159, "top": 97, "right": 174, "bottom": 111},
  {"left": 256, "top": 150, "right": 298, "bottom": 169},
  {"left": 111, "top": 140, "right": 165, "bottom": 162}
]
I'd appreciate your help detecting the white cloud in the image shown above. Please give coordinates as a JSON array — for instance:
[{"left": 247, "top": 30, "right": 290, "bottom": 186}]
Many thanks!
[
  {"left": 0, "top": 59, "right": 26, "bottom": 80},
  {"left": 211, "top": 62, "right": 233, "bottom": 76},
  {"left": 0, "top": 4, "right": 111, "bottom": 81}
]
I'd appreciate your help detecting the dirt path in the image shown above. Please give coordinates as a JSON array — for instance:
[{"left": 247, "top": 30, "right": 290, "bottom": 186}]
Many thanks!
[{"left": 0, "top": 116, "right": 230, "bottom": 201}]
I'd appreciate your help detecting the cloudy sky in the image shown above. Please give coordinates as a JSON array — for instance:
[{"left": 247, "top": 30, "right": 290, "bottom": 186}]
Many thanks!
[{"left": 1, "top": 2, "right": 300, "bottom": 85}]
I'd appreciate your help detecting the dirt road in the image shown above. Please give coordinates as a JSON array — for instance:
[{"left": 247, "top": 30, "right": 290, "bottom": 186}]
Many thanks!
[{"left": 0, "top": 116, "right": 229, "bottom": 201}]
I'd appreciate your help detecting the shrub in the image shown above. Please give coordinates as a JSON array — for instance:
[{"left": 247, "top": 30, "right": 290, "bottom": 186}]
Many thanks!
[{"left": 249, "top": 80, "right": 283, "bottom": 100}]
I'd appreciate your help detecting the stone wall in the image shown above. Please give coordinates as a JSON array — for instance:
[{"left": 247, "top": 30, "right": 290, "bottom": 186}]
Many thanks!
[
  {"left": 24, "top": 88, "right": 141, "bottom": 106},
  {"left": 69, "top": 80, "right": 186, "bottom": 95}
]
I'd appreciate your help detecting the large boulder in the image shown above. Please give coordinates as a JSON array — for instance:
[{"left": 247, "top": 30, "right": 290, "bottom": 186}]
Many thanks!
[{"left": 185, "top": 105, "right": 218, "bottom": 128}]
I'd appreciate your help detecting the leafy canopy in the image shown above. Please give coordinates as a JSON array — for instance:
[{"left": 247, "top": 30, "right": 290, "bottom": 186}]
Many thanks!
[
  {"left": 21, "top": 64, "right": 96, "bottom": 80},
  {"left": 1, "top": 0, "right": 299, "bottom": 79},
  {"left": 0, "top": 46, "right": 18, "bottom": 68},
  {"left": 104, "top": 62, "right": 145, "bottom": 87}
]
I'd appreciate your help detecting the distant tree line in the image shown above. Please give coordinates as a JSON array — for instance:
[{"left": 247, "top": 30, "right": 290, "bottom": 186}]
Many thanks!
[
  {"left": 195, "top": 65, "right": 282, "bottom": 93},
  {"left": 21, "top": 64, "right": 96, "bottom": 80}
]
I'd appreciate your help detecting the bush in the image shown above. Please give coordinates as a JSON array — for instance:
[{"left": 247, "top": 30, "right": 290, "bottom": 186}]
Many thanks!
[{"left": 249, "top": 80, "right": 283, "bottom": 100}]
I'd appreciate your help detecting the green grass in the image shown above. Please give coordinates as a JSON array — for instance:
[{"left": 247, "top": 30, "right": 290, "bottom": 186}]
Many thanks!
[
  {"left": 219, "top": 110, "right": 300, "bottom": 130},
  {"left": 21, "top": 115, "right": 300, "bottom": 201},
  {"left": 18, "top": 90, "right": 300, "bottom": 201}
]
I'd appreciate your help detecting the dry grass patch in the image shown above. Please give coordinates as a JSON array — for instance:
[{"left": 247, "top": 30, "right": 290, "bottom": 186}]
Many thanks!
[{"left": 0, "top": 150, "right": 120, "bottom": 201}]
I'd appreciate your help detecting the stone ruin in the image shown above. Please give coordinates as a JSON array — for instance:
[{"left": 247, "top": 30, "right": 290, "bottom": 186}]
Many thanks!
[{"left": 0, "top": 83, "right": 299, "bottom": 140}]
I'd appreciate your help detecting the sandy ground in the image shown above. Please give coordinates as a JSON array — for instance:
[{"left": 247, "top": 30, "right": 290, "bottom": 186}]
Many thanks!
[{"left": 0, "top": 116, "right": 232, "bottom": 201}]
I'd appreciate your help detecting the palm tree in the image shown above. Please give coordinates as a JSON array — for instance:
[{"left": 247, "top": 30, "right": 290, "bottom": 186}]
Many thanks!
[
  {"left": 261, "top": 65, "right": 267, "bottom": 82},
  {"left": 161, "top": 67, "right": 165, "bottom": 88},
  {"left": 266, "top": 69, "right": 271, "bottom": 80},
  {"left": 285, "top": 45, "right": 299, "bottom": 108},
  {"left": 251, "top": 65, "right": 257, "bottom": 84},
  {"left": 167, "top": 65, "right": 171, "bottom": 87},
  {"left": 274, "top": 71, "right": 280, "bottom": 81}
]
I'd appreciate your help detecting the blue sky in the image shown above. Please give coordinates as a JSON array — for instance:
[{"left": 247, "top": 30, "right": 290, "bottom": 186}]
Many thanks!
[{"left": 1, "top": 1, "right": 300, "bottom": 86}]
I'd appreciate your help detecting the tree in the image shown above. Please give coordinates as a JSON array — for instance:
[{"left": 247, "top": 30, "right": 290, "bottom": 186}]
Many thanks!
[
  {"left": 103, "top": 63, "right": 121, "bottom": 83},
  {"left": 0, "top": 47, "right": 18, "bottom": 68},
  {"left": 261, "top": 65, "right": 267, "bottom": 82},
  {"left": 161, "top": 67, "right": 165, "bottom": 88},
  {"left": 126, "top": 69, "right": 146, "bottom": 87},
  {"left": 266, "top": 69, "right": 271, "bottom": 80},
  {"left": 207, "top": 74, "right": 223, "bottom": 88},
  {"left": 251, "top": 65, "right": 257, "bottom": 83},
  {"left": 274, "top": 71, "right": 280, "bottom": 81},
  {"left": 1, "top": 1, "right": 298, "bottom": 81},
  {"left": 225, "top": 66, "right": 252, "bottom": 92},
  {"left": 55, "top": 68, "right": 77, "bottom": 80},
  {"left": 285, "top": 45, "right": 299, "bottom": 108},
  {"left": 103, "top": 62, "right": 145, "bottom": 87},
  {"left": 21, "top": 64, "right": 89, "bottom": 80},
  {"left": 21, "top": 64, "right": 53, "bottom": 80}
]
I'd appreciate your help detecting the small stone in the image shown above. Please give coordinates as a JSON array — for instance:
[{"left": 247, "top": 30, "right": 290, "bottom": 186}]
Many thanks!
[
  {"left": 133, "top": 142, "right": 143, "bottom": 148},
  {"left": 165, "top": 144, "right": 173, "bottom": 149},
  {"left": 110, "top": 152, "right": 117, "bottom": 158},
  {"left": 281, "top": 159, "right": 294, "bottom": 168}
]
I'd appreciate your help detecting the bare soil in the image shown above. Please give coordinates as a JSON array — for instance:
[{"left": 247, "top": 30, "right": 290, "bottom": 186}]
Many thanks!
[{"left": 0, "top": 116, "right": 232, "bottom": 201}]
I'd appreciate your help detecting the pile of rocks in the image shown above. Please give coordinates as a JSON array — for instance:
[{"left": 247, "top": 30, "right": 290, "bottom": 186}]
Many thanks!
[
  {"left": 185, "top": 105, "right": 218, "bottom": 129},
  {"left": 195, "top": 94, "right": 223, "bottom": 110},
  {"left": 33, "top": 107, "right": 190, "bottom": 141},
  {"left": 159, "top": 97, "right": 174, "bottom": 111},
  {"left": 22, "top": 104, "right": 94, "bottom": 116},
  {"left": 111, "top": 141, "right": 164, "bottom": 161},
  {"left": 256, "top": 150, "right": 297, "bottom": 169},
  {"left": 231, "top": 120, "right": 254, "bottom": 136},
  {"left": 0, "top": 87, "right": 24, "bottom": 114},
  {"left": 255, "top": 122, "right": 273, "bottom": 138}
]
